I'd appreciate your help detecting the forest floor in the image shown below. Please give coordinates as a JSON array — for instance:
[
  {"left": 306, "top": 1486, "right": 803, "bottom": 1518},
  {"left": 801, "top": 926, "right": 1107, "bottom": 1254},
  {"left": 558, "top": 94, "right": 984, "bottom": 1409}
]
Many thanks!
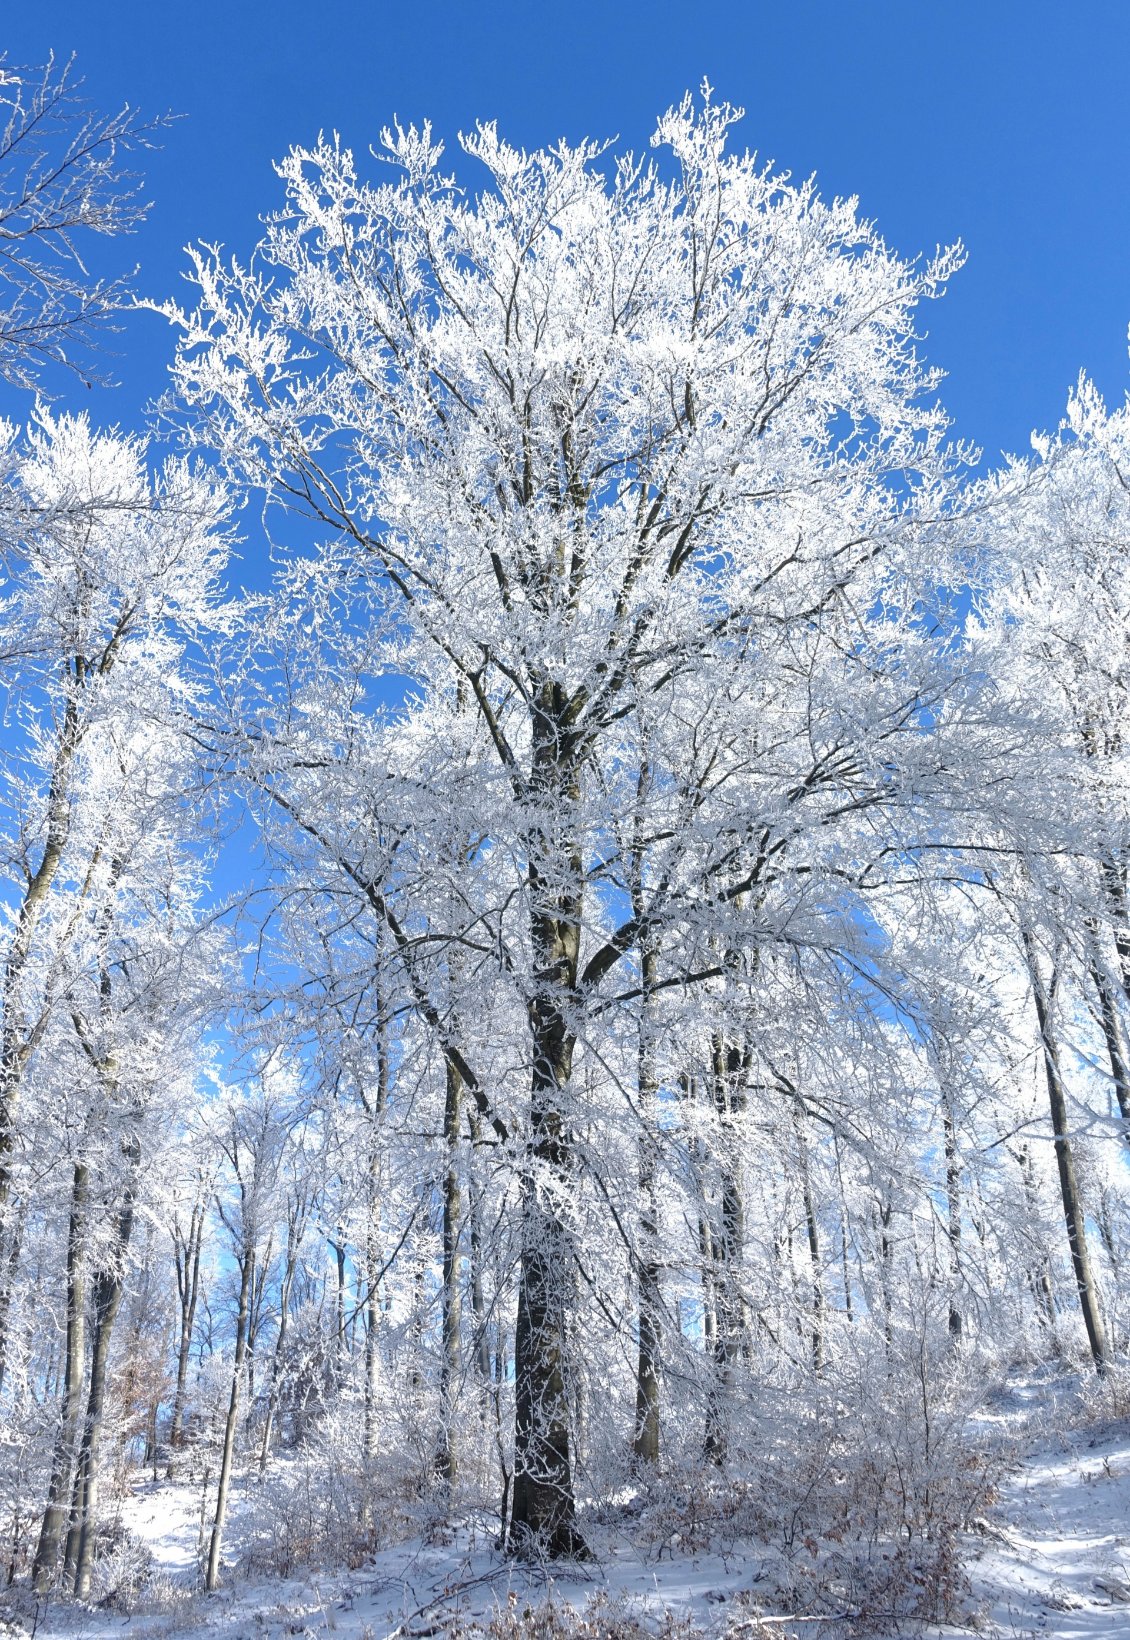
[{"left": 9, "top": 1377, "right": 1130, "bottom": 1640}]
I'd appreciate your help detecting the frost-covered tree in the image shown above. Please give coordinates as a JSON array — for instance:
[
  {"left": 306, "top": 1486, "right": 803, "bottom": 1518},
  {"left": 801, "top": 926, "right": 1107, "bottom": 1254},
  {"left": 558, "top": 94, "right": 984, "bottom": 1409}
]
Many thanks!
[
  {"left": 0, "top": 53, "right": 167, "bottom": 388},
  {"left": 0, "top": 411, "right": 230, "bottom": 1590},
  {"left": 161, "top": 89, "right": 987, "bottom": 1554}
]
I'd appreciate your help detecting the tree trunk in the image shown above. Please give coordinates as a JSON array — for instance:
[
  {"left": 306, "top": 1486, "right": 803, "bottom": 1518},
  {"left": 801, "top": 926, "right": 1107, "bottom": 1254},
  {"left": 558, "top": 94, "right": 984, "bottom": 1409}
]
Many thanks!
[
  {"left": 65, "top": 1231, "right": 131, "bottom": 1595},
  {"left": 1088, "top": 941, "right": 1130, "bottom": 1142},
  {"left": 168, "top": 1197, "right": 205, "bottom": 1469},
  {"left": 633, "top": 937, "right": 661, "bottom": 1465},
  {"left": 1023, "top": 927, "right": 1110, "bottom": 1374},
  {"left": 834, "top": 1135, "right": 854, "bottom": 1323},
  {"left": 436, "top": 1058, "right": 463, "bottom": 1486},
  {"left": 878, "top": 1195, "right": 894, "bottom": 1350},
  {"left": 510, "top": 699, "right": 584, "bottom": 1558},
  {"left": 1016, "top": 1143, "right": 1058, "bottom": 1335},
  {"left": 363, "top": 1195, "right": 381, "bottom": 1459},
  {"left": 206, "top": 1242, "right": 253, "bottom": 1592},
  {"left": 259, "top": 1218, "right": 301, "bottom": 1472},
  {"left": 0, "top": 1192, "right": 26, "bottom": 1395},
  {"left": 794, "top": 1108, "right": 825, "bottom": 1373},
  {"left": 942, "top": 1092, "right": 963, "bottom": 1342},
  {"left": 33, "top": 1163, "right": 88, "bottom": 1590},
  {"left": 703, "top": 1037, "right": 747, "bottom": 1463},
  {"left": 467, "top": 1107, "right": 493, "bottom": 1392},
  {"left": 362, "top": 1020, "right": 388, "bottom": 1461},
  {"left": 0, "top": 695, "right": 80, "bottom": 1256}
]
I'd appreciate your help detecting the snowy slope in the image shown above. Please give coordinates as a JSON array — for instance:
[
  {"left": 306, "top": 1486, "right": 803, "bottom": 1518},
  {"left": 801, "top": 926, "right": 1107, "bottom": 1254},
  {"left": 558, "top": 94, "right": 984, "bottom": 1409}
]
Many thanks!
[
  {"left": 956, "top": 1426, "right": 1130, "bottom": 1639},
  {"left": 13, "top": 1400, "right": 1130, "bottom": 1640}
]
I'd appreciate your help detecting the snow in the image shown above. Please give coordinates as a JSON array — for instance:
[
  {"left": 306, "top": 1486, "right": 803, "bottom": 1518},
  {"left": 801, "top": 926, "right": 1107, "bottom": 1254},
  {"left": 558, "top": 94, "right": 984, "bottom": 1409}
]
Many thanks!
[
  {"left": 956, "top": 1427, "right": 1130, "bottom": 1639},
  {"left": 15, "top": 1387, "right": 1130, "bottom": 1640},
  {"left": 121, "top": 1478, "right": 210, "bottom": 1576}
]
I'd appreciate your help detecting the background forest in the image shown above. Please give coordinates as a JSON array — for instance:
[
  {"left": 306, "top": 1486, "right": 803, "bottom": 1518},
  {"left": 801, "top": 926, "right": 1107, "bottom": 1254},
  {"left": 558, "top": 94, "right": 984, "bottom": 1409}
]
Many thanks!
[{"left": 3, "top": 12, "right": 1130, "bottom": 1636}]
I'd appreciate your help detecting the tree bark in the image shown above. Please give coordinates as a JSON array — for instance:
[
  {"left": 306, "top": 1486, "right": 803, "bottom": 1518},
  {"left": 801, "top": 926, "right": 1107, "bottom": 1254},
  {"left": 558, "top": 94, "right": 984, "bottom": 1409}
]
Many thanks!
[
  {"left": 362, "top": 1010, "right": 389, "bottom": 1461},
  {"left": 942, "top": 1091, "right": 963, "bottom": 1342},
  {"left": 467, "top": 1107, "right": 493, "bottom": 1392},
  {"left": 258, "top": 1212, "right": 302, "bottom": 1472},
  {"left": 793, "top": 1107, "right": 825, "bottom": 1374},
  {"left": 168, "top": 1195, "right": 205, "bottom": 1468},
  {"left": 834, "top": 1135, "right": 854, "bottom": 1324},
  {"left": 510, "top": 696, "right": 584, "bottom": 1558},
  {"left": 206, "top": 1241, "right": 253, "bottom": 1592},
  {"left": 0, "top": 695, "right": 83, "bottom": 1371},
  {"left": 0, "top": 1192, "right": 26, "bottom": 1395},
  {"left": 703, "top": 1036, "right": 747, "bottom": 1463},
  {"left": 1023, "top": 927, "right": 1110, "bottom": 1374},
  {"left": 33, "top": 1162, "right": 88, "bottom": 1590},
  {"left": 1088, "top": 939, "right": 1130, "bottom": 1142},
  {"left": 436, "top": 1058, "right": 463, "bottom": 1486},
  {"left": 633, "top": 937, "right": 662, "bottom": 1465},
  {"left": 65, "top": 1182, "right": 135, "bottom": 1598}
]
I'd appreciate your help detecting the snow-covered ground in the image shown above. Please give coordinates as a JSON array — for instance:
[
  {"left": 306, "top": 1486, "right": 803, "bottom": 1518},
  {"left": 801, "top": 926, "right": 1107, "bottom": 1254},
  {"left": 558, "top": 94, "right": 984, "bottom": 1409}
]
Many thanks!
[
  {"left": 953, "top": 1422, "right": 1130, "bottom": 1639},
  {"left": 12, "top": 1391, "right": 1130, "bottom": 1640}
]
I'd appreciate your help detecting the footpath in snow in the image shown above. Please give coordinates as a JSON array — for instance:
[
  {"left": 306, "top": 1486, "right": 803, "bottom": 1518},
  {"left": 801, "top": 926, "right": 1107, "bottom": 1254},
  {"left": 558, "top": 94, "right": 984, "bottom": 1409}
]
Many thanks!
[{"left": 951, "top": 1418, "right": 1130, "bottom": 1640}]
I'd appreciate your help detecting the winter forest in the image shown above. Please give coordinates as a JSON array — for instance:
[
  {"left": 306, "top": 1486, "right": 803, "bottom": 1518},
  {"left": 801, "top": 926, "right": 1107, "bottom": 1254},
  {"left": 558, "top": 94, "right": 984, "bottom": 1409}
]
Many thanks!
[{"left": 5, "top": 42, "right": 1130, "bottom": 1640}]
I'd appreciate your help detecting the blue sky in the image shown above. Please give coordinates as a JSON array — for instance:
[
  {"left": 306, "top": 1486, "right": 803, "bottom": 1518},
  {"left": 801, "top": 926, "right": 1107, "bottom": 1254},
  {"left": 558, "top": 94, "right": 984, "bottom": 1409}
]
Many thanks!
[{"left": 4, "top": 1, "right": 1128, "bottom": 462}]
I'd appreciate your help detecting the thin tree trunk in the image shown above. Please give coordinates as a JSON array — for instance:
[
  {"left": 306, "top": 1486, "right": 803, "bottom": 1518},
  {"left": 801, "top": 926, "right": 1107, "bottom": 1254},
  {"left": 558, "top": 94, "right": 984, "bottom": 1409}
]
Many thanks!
[
  {"left": 66, "top": 1189, "right": 135, "bottom": 1598},
  {"left": 0, "top": 1192, "right": 26, "bottom": 1395},
  {"left": 363, "top": 1196, "right": 381, "bottom": 1459},
  {"left": 794, "top": 1107, "right": 825, "bottom": 1373},
  {"left": 436, "top": 1059, "right": 463, "bottom": 1486},
  {"left": 33, "top": 1163, "right": 88, "bottom": 1590},
  {"left": 1088, "top": 939, "right": 1130, "bottom": 1141},
  {"left": 633, "top": 936, "right": 661, "bottom": 1465},
  {"left": 258, "top": 1215, "right": 301, "bottom": 1472},
  {"left": 467, "top": 1108, "right": 492, "bottom": 1392},
  {"left": 1023, "top": 927, "right": 1110, "bottom": 1374},
  {"left": 690, "top": 1112, "right": 724, "bottom": 1465},
  {"left": 168, "top": 1197, "right": 205, "bottom": 1469},
  {"left": 362, "top": 1020, "right": 388, "bottom": 1461},
  {"left": 1016, "top": 1144, "right": 1058, "bottom": 1334},
  {"left": 942, "top": 1090, "right": 963, "bottom": 1341},
  {"left": 834, "top": 1135, "right": 854, "bottom": 1323},
  {"left": 206, "top": 1242, "right": 253, "bottom": 1592},
  {"left": 0, "top": 694, "right": 80, "bottom": 1256},
  {"left": 878, "top": 1196, "right": 894, "bottom": 1350},
  {"left": 331, "top": 1234, "right": 346, "bottom": 1363},
  {"left": 703, "top": 1036, "right": 747, "bottom": 1463}
]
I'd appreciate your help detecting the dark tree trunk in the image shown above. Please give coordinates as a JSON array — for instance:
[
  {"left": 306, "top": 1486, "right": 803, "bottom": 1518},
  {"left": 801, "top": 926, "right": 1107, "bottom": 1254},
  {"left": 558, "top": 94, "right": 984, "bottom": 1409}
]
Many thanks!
[
  {"left": 206, "top": 1241, "right": 253, "bottom": 1592},
  {"left": 510, "top": 694, "right": 584, "bottom": 1558},
  {"left": 633, "top": 938, "right": 661, "bottom": 1465},
  {"left": 259, "top": 1214, "right": 302, "bottom": 1472},
  {"left": 942, "top": 1092, "right": 963, "bottom": 1342},
  {"left": 436, "top": 1058, "right": 463, "bottom": 1486},
  {"left": 834, "top": 1135, "right": 854, "bottom": 1323},
  {"left": 1088, "top": 940, "right": 1130, "bottom": 1142},
  {"left": 362, "top": 1011, "right": 389, "bottom": 1460},
  {"left": 33, "top": 1163, "right": 88, "bottom": 1590},
  {"left": 66, "top": 1187, "right": 135, "bottom": 1598},
  {"left": 467, "top": 1107, "right": 493, "bottom": 1392},
  {"left": 168, "top": 1196, "right": 205, "bottom": 1469},
  {"left": 794, "top": 1108, "right": 825, "bottom": 1373},
  {"left": 1024, "top": 928, "right": 1110, "bottom": 1374},
  {"left": 703, "top": 1037, "right": 747, "bottom": 1463},
  {"left": 0, "top": 695, "right": 79, "bottom": 1262}
]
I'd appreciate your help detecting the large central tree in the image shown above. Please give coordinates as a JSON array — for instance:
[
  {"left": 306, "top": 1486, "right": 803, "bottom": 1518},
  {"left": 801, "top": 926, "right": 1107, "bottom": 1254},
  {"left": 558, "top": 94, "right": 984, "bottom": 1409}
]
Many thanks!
[{"left": 164, "top": 89, "right": 966, "bottom": 1553}]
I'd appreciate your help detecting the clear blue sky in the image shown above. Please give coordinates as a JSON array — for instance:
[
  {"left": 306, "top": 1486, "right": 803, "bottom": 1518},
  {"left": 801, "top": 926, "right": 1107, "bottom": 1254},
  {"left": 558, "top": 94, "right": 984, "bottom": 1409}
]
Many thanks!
[{"left": 5, "top": 0, "right": 1129, "bottom": 461}]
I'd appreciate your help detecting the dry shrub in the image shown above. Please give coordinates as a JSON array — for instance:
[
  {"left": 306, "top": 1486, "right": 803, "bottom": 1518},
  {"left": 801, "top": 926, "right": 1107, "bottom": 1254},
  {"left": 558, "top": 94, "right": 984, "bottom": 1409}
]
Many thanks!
[
  {"left": 618, "top": 1323, "right": 1001, "bottom": 1634},
  {"left": 446, "top": 1590, "right": 712, "bottom": 1638}
]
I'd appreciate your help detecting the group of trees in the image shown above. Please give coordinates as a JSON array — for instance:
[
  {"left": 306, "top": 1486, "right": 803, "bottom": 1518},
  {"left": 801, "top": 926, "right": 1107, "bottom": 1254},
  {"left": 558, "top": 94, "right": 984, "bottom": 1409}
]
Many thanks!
[{"left": 2, "top": 60, "right": 1130, "bottom": 1600}]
